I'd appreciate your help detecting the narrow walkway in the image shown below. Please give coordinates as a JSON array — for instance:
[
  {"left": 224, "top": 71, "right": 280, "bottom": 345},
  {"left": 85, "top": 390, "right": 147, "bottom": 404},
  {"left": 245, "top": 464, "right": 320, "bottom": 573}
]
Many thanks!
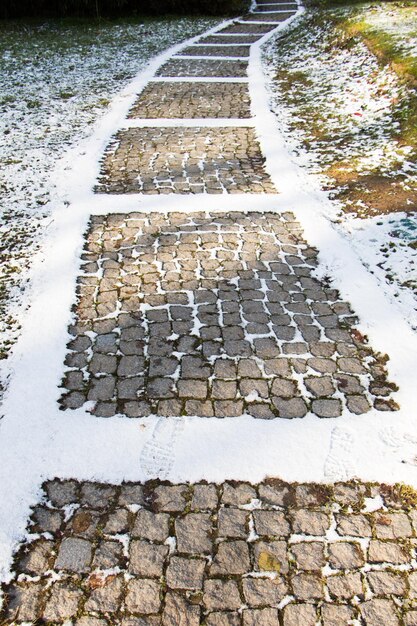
[{"left": 0, "top": 2, "right": 409, "bottom": 625}]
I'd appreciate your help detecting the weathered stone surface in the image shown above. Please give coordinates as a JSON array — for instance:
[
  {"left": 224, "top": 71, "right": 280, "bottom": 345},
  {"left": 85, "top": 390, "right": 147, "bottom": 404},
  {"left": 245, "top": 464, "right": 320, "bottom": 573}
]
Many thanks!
[
  {"left": 291, "top": 541, "right": 325, "bottom": 570},
  {"left": 242, "top": 577, "right": 287, "bottom": 607},
  {"left": 204, "top": 579, "right": 241, "bottom": 611},
  {"left": 326, "top": 572, "right": 363, "bottom": 600},
  {"left": 132, "top": 509, "right": 170, "bottom": 542},
  {"left": 328, "top": 541, "right": 364, "bottom": 570},
  {"left": 43, "top": 582, "right": 83, "bottom": 621},
  {"left": 55, "top": 537, "right": 92, "bottom": 572},
  {"left": 359, "top": 599, "right": 400, "bottom": 626},
  {"left": 125, "top": 579, "right": 161, "bottom": 614},
  {"left": 163, "top": 592, "right": 200, "bottom": 626},
  {"left": 129, "top": 540, "right": 168, "bottom": 577},
  {"left": 165, "top": 556, "right": 206, "bottom": 590},
  {"left": 84, "top": 575, "right": 123, "bottom": 613},
  {"left": 282, "top": 603, "right": 317, "bottom": 626},
  {"left": 176, "top": 513, "right": 212, "bottom": 554},
  {"left": 211, "top": 540, "right": 251, "bottom": 575}
]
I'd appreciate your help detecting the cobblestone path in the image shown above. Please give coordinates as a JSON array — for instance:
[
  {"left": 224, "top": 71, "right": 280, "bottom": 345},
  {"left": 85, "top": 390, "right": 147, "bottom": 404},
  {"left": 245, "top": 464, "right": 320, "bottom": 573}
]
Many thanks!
[
  {"left": 1, "top": 1, "right": 407, "bottom": 623},
  {"left": 3, "top": 479, "right": 417, "bottom": 625},
  {"left": 63, "top": 0, "right": 399, "bottom": 419}
]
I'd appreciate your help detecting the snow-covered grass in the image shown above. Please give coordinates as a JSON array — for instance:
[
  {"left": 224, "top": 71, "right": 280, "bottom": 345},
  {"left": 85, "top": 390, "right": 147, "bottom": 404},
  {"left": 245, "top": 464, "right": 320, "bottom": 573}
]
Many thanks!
[
  {"left": 0, "top": 15, "right": 219, "bottom": 366},
  {"left": 262, "top": 4, "right": 417, "bottom": 328}
]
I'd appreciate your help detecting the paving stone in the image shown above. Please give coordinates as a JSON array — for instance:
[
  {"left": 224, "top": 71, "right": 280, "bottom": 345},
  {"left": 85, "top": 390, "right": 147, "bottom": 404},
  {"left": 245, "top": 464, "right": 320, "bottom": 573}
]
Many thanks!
[
  {"left": 132, "top": 509, "right": 170, "bottom": 541},
  {"left": 291, "top": 572, "right": 324, "bottom": 600},
  {"left": 253, "top": 540, "right": 289, "bottom": 574},
  {"left": 222, "top": 481, "right": 257, "bottom": 505},
  {"left": 43, "top": 581, "right": 83, "bottom": 621},
  {"left": 367, "top": 571, "right": 406, "bottom": 596},
  {"left": 311, "top": 398, "right": 342, "bottom": 418},
  {"left": 253, "top": 510, "right": 290, "bottom": 537},
  {"left": 374, "top": 511, "right": 413, "bottom": 539},
  {"left": 328, "top": 541, "right": 364, "bottom": 569},
  {"left": 5, "top": 477, "right": 417, "bottom": 624},
  {"left": 176, "top": 513, "right": 212, "bottom": 553},
  {"left": 291, "top": 509, "right": 329, "bottom": 535},
  {"left": 204, "top": 579, "right": 242, "bottom": 611},
  {"left": 326, "top": 572, "right": 363, "bottom": 600},
  {"left": 75, "top": 618, "right": 109, "bottom": 626},
  {"left": 258, "top": 479, "right": 291, "bottom": 507},
  {"left": 272, "top": 397, "right": 308, "bottom": 418},
  {"left": 163, "top": 592, "right": 200, "bottom": 626},
  {"left": 336, "top": 513, "right": 372, "bottom": 537},
  {"left": 96, "top": 128, "right": 277, "bottom": 195},
  {"left": 125, "top": 578, "right": 161, "bottom": 614},
  {"left": 166, "top": 556, "right": 206, "bottom": 589},
  {"left": 368, "top": 539, "right": 410, "bottom": 564},
  {"left": 84, "top": 575, "right": 123, "bottom": 613},
  {"left": 206, "top": 612, "right": 241, "bottom": 626},
  {"left": 242, "top": 577, "right": 287, "bottom": 607},
  {"left": 19, "top": 539, "right": 54, "bottom": 575},
  {"left": 404, "top": 612, "right": 417, "bottom": 626},
  {"left": 93, "top": 540, "right": 124, "bottom": 569},
  {"left": 129, "top": 540, "right": 168, "bottom": 577},
  {"left": 153, "top": 484, "right": 188, "bottom": 512},
  {"left": 66, "top": 508, "right": 101, "bottom": 538},
  {"left": 191, "top": 483, "right": 218, "bottom": 510},
  {"left": 55, "top": 537, "right": 92, "bottom": 572},
  {"left": 156, "top": 58, "right": 249, "bottom": 78},
  {"left": 218, "top": 507, "right": 248, "bottom": 538},
  {"left": 81, "top": 481, "right": 116, "bottom": 508},
  {"left": 282, "top": 603, "right": 317, "bottom": 626},
  {"left": 211, "top": 540, "right": 251, "bottom": 575},
  {"left": 31, "top": 506, "right": 63, "bottom": 533},
  {"left": 46, "top": 479, "right": 78, "bottom": 507},
  {"left": 321, "top": 603, "right": 354, "bottom": 626},
  {"left": 4, "top": 583, "right": 43, "bottom": 622},
  {"left": 359, "top": 599, "right": 400, "bottom": 626},
  {"left": 291, "top": 541, "right": 325, "bottom": 570}
]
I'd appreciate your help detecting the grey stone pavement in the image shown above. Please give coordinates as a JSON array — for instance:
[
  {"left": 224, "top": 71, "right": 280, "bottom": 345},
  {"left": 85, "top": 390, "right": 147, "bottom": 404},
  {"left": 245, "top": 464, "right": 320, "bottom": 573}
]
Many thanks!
[
  {"left": 3, "top": 479, "right": 417, "bottom": 625},
  {"left": 1, "top": 1, "right": 408, "bottom": 624}
]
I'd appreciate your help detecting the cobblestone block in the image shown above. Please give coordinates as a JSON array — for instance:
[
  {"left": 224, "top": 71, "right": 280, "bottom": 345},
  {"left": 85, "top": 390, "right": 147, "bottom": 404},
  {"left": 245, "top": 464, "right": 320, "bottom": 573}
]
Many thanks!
[
  {"left": 282, "top": 603, "right": 317, "bottom": 626},
  {"left": 326, "top": 572, "right": 363, "bottom": 600},
  {"left": 243, "top": 608, "right": 280, "bottom": 625},
  {"left": 125, "top": 579, "right": 161, "bottom": 614},
  {"left": 132, "top": 509, "right": 170, "bottom": 542},
  {"left": 242, "top": 577, "right": 287, "bottom": 606},
  {"left": 163, "top": 593, "right": 200, "bottom": 625},
  {"left": 175, "top": 513, "right": 212, "bottom": 554},
  {"left": 55, "top": 537, "right": 92, "bottom": 572},
  {"left": 129, "top": 540, "right": 168, "bottom": 577},
  {"left": 43, "top": 582, "right": 83, "bottom": 621},
  {"left": 166, "top": 556, "right": 206, "bottom": 590},
  {"left": 211, "top": 540, "right": 251, "bottom": 575},
  {"left": 204, "top": 579, "right": 241, "bottom": 611},
  {"left": 84, "top": 575, "right": 123, "bottom": 613},
  {"left": 360, "top": 599, "right": 400, "bottom": 626}
]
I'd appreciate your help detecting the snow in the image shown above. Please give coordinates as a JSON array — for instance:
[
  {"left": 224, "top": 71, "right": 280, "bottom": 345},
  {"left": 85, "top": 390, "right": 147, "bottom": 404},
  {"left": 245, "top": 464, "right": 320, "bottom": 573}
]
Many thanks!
[
  {"left": 0, "top": 15, "right": 220, "bottom": 369},
  {"left": 1, "top": 1, "right": 417, "bottom": 587},
  {"left": 262, "top": 8, "right": 417, "bottom": 328}
]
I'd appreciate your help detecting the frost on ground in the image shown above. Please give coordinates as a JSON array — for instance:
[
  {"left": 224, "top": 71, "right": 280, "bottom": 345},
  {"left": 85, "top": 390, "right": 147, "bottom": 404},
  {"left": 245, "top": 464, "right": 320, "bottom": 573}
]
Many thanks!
[
  {"left": 262, "top": 5, "right": 417, "bottom": 328},
  {"left": 0, "top": 15, "right": 219, "bottom": 366}
]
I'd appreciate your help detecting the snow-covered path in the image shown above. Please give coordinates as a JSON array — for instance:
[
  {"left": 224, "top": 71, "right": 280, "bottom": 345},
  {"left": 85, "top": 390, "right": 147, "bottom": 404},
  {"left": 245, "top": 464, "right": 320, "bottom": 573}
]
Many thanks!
[{"left": 1, "top": 2, "right": 417, "bottom": 622}]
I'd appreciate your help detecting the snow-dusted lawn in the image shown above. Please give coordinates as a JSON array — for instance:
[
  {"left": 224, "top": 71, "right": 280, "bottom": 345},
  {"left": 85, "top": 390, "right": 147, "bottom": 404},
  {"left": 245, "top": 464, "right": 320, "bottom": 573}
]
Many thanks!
[
  {"left": 0, "top": 15, "right": 219, "bottom": 365},
  {"left": 263, "top": 5, "right": 417, "bottom": 328}
]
